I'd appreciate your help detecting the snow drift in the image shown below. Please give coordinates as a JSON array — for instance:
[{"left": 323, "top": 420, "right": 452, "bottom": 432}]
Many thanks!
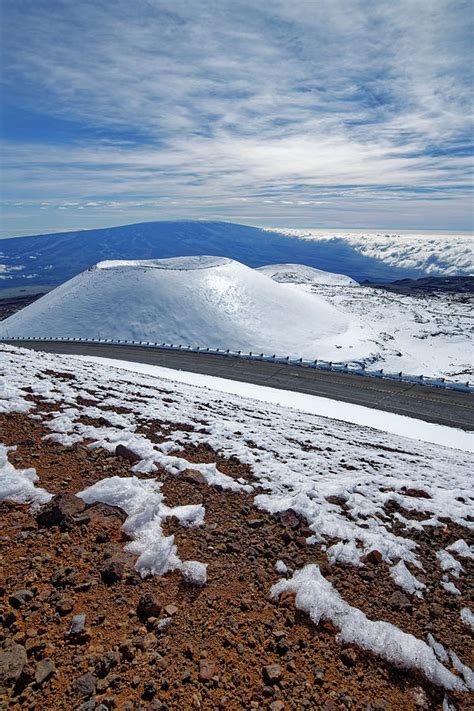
[
  {"left": 0, "top": 256, "right": 366, "bottom": 360},
  {"left": 257, "top": 263, "right": 358, "bottom": 286}
]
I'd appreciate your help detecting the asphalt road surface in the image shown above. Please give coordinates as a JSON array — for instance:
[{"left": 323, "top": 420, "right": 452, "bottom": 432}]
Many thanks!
[{"left": 3, "top": 339, "right": 473, "bottom": 431}]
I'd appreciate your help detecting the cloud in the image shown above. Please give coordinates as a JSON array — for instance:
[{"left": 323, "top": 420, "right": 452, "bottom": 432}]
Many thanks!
[{"left": 1, "top": 0, "right": 473, "bottom": 232}]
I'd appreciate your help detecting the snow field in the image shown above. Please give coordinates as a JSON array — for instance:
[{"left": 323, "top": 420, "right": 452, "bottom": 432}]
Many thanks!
[{"left": 262, "top": 275, "right": 473, "bottom": 382}]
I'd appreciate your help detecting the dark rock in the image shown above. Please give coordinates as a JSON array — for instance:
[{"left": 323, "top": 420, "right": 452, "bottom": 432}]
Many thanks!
[
  {"left": 88, "top": 503, "right": 127, "bottom": 543},
  {"left": 100, "top": 559, "right": 126, "bottom": 585},
  {"left": 340, "top": 648, "right": 357, "bottom": 667},
  {"left": 182, "top": 469, "right": 207, "bottom": 485},
  {"left": 101, "top": 545, "right": 139, "bottom": 585},
  {"left": 404, "top": 488, "right": 431, "bottom": 499},
  {"left": 56, "top": 596, "right": 74, "bottom": 615},
  {"left": 35, "top": 658, "right": 55, "bottom": 685},
  {"left": 278, "top": 591, "right": 296, "bottom": 609},
  {"left": 115, "top": 444, "right": 141, "bottom": 464},
  {"left": 51, "top": 566, "right": 78, "bottom": 588},
  {"left": 263, "top": 663, "right": 282, "bottom": 684},
  {"left": 325, "top": 495, "right": 347, "bottom": 507},
  {"left": 319, "top": 561, "right": 332, "bottom": 577},
  {"left": 389, "top": 591, "right": 412, "bottom": 612},
  {"left": 270, "top": 702, "right": 285, "bottom": 711},
  {"left": 9, "top": 589, "right": 34, "bottom": 608},
  {"left": 137, "top": 594, "right": 161, "bottom": 618},
  {"left": 314, "top": 667, "right": 325, "bottom": 685},
  {"left": 279, "top": 509, "right": 301, "bottom": 529},
  {"left": 74, "top": 672, "right": 96, "bottom": 698},
  {"left": 226, "top": 542, "right": 241, "bottom": 553},
  {"left": 365, "top": 550, "right": 383, "bottom": 565},
  {"left": 430, "top": 603, "right": 444, "bottom": 619},
  {"left": 36, "top": 493, "right": 86, "bottom": 527},
  {"left": 77, "top": 702, "right": 96, "bottom": 711},
  {"left": 247, "top": 518, "right": 265, "bottom": 528},
  {"left": 276, "top": 638, "right": 289, "bottom": 655},
  {"left": 199, "top": 659, "right": 216, "bottom": 681},
  {"left": 0, "top": 639, "right": 27, "bottom": 693},
  {"left": 119, "top": 641, "right": 135, "bottom": 662},
  {"left": 142, "top": 681, "right": 157, "bottom": 699},
  {"left": 240, "top": 598, "right": 252, "bottom": 612},
  {"left": 95, "top": 650, "right": 120, "bottom": 678},
  {"left": 101, "top": 698, "right": 117, "bottom": 710}
]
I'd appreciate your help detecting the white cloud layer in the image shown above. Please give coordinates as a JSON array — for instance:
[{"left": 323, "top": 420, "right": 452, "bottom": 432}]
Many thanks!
[{"left": 1, "top": 0, "right": 473, "bottom": 231}]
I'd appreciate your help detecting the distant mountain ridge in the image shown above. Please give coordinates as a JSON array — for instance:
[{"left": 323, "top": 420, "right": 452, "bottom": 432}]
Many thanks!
[{"left": 0, "top": 220, "right": 468, "bottom": 289}]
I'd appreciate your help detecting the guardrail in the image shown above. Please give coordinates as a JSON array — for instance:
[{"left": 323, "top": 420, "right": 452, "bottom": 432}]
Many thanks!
[{"left": 2, "top": 336, "right": 472, "bottom": 393}]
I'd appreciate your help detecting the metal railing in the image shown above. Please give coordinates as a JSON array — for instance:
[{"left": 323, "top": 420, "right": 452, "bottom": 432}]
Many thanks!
[{"left": 2, "top": 335, "right": 472, "bottom": 393}]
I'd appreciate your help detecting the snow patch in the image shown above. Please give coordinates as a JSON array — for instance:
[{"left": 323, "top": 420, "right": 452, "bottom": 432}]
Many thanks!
[
  {"left": 390, "top": 560, "right": 426, "bottom": 597},
  {"left": 436, "top": 550, "right": 464, "bottom": 578},
  {"left": 441, "top": 580, "right": 461, "bottom": 595},
  {"left": 275, "top": 559, "right": 288, "bottom": 574},
  {"left": 77, "top": 476, "right": 207, "bottom": 582},
  {"left": 271, "top": 564, "right": 466, "bottom": 691},
  {"left": 446, "top": 539, "right": 474, "bottom": 559},
  {"left": 0, "top": 444, "right": 52, "bottom": 506},
  {"left": 460, "top": 607, "right": 474, "bottom": 631}
]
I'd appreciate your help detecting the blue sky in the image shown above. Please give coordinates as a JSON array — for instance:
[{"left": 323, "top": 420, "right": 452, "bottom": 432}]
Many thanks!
[{"left": 1, "top": 0, "right": 473, "bottom": 236}]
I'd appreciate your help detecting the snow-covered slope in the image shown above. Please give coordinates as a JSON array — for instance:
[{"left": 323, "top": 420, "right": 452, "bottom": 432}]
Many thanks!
[
  {"left": 276, "top": 279, "right": 473, "bottom": 382},
  {"left": 1, "top": 343, "right": 473, "bottom": 699},
  {"left": 0, "top": 256, "right": 369, "bottom": 361},
  {"left": 257, "top": 263, "right": 358, "bottom": 286}
]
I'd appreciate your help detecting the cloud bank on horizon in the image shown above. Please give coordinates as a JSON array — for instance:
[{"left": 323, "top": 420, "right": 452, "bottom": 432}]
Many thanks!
[{"left": 1, "top": 0, "right": 473, "bottom": 236}]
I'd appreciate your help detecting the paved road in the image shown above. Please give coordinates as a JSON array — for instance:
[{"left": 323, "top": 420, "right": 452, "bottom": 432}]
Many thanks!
[{"left": 4, "top": 339, "right": 473, "bottom": 431}]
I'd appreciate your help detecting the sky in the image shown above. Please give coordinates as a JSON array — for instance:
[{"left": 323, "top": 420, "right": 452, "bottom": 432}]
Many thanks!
[{"left": 1, "top": 0, "right": 473, "bottom": 237}]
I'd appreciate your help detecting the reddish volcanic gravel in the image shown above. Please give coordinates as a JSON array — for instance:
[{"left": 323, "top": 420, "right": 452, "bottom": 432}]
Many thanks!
[{"left": 1, "top": 402, "right": 472, "bottom": 711}]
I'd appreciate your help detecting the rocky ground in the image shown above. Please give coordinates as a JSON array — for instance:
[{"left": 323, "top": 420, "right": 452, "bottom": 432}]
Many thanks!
[
  {"left": 361, "top": 277, "right": 474, "bottom": 296},
  {"left": 1, "top": 401, "right": 473, "bottom": 710},
  {"left": 0, "top": 295, "right": 43, "bottom": 323}
]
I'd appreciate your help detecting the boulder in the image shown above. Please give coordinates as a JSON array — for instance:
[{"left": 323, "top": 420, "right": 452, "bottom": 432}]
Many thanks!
[
  {"left": 137, "top": 594, "right": 161, "bottom": 618},
  {"left": 0, "top": 639, "right": 27, "bottom": 693},
  {"left": 115, "top": 444, "right": 141, "bottom": 464},
  {"left": 36, "top": 493, "right": 86, "bottom": 527}
]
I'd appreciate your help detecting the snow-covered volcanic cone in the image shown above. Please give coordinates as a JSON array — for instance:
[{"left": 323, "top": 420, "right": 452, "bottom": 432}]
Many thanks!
[
  {"left": 257, "top": 263, "right": 358, "bottom": 286},
  {"left": 0, "top": 256, "right": 367, "bottom": 360}
]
